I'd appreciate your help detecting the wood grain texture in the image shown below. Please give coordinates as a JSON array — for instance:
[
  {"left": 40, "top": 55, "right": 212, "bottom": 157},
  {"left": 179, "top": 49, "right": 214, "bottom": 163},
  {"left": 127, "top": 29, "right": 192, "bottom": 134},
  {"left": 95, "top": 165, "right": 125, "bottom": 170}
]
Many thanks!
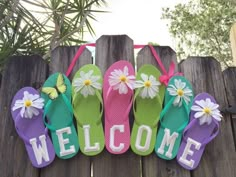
[
  {"left": 40, "top": 46, "right": 92, "bottom": 177},
  {"left": 93, "top": 35, "right": 141, "bottom": 177},
  {"left": 180, "top": 57, "right": 236, "bottom": 177},
  {"left": 137, "top": 46, "right": 191, "bottom": 177},
  {"left": 0, "top": 73, "right": 2, "bottom": 88},
  {"left": 0, "top": 55, "right": 48, "bottom": 177},
  {"left": 50, "top": 46, "right": 92, "bottom": 79},
  {"left": 223, "top": 67, "right": 236, "bottom": 147},
  {"left": 136, "top": 46, "right": 178, "bottom": 72},
  {"left": 95, "top": 35, "right": 135, "bottom": 74}
]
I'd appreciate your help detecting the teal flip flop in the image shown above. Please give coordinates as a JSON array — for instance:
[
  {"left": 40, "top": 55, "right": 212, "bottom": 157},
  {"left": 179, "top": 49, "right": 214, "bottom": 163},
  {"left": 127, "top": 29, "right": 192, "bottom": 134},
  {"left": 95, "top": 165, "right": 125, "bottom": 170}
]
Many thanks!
[
  {"left": 155, "top": 76, "right": 194, "bottom": 160},
  {"left": 41, "top": 72, "right": 79, "bottom": 159}
]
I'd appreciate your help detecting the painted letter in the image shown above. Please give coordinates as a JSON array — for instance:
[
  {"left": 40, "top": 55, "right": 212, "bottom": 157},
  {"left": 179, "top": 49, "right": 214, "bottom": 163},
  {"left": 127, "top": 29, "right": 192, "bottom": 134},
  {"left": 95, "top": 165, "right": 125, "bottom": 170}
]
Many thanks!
[
  {"left": 135, "top": 125, "right": 152, "bottom": 152},
  {"left": 29, "top": 135, "right": 50, "bottom": 165},
  {"left": 83, "top": 125, "right": 100, "bottom": 152},
  {"left": 179, "top": 137, "right": 201, "bottom": 168},
  {"left": 109, "top": 125, "right": 125, "bottom": 152},
  {"left": 56, "top": 127, "right": 76, "bottom": 156},
  {"left": 157, "top": 128, "right": 179, "bottom": 158}
]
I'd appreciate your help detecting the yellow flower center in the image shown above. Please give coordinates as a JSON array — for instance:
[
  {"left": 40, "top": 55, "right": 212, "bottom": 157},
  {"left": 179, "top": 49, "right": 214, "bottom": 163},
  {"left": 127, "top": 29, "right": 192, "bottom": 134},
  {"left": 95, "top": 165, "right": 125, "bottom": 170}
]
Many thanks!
[
  {"left": 84, "top": 79, "right": 91, "bottom": 86},
  {"left": 119, "top": 75, "right": 127, "bottom": 82},
  {"left": 144, "top": 80, "right": 152, "bottom": 88},
  {"left": 177, "top": 89, "right": 184, "bottom": 96},
  {"left": 24, "top": 100, "right": 32, "bottom": 107},
  {"left": 203, "top": 107, "right": 211, "bottom": 114}
]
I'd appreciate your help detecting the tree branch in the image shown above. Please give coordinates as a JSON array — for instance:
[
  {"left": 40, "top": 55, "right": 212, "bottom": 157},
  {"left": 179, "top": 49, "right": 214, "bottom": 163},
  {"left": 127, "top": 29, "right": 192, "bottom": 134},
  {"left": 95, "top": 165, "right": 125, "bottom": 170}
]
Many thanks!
[
  {"left": 211, "top": 33, "right": 229, "bottom": 67},
  {"left": 49, "top": 0, "right": 70, "bottom": 50},
  {"left": 43, "top": 8, "right": 91, "bottom": 59}
]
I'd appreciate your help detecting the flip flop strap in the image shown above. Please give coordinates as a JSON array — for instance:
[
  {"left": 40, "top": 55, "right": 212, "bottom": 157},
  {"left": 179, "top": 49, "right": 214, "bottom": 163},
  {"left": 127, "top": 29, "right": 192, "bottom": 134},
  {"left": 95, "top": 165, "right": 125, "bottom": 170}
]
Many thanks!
[
  {"left": 43, "top": 94, "right": 73, "bottom": 131},
  {"left": 105, "top": 86, "right": 133, "bottom": 124},
  {"left": 14, "top": 111, "right": 48, "bottom": 145},
  {"left": 134, "top": 45, "right": 182, "bottom": 86},
  {"left": 183, "top": 118, "right": 220, "bottom": 147},
  {"left": 160, "top": 97, "right": 190, "bottom": 132},
  {"left": 133, "top": 87, "right": 162, "bottom": 128},
  {"left": 65, "top": 44, "right": 182, "bottom": 84},
  {"left": 72, "top": 89, "right": 103, "bottom": 127}
]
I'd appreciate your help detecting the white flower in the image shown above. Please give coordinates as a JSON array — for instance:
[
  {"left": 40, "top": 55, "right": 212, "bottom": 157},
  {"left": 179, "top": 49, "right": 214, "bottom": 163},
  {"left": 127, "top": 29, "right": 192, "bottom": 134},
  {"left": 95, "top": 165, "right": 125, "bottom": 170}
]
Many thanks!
[
  {"left": 167, "top": 79, "right": 193, "bottom": 107},
  {"left": 134, "top": 73, "right": 161, "bottom": 99},
  {"left": 12, "top": 91, "right": 44, "bottom": 119},
  {"left": 191, "top": 98, "right": 222, "bottom": 125},
  {"left": 108, "top": 66, "right": 135, "bottom": 94},
  {"left": 73, "top": 70, "right": 102, "bottom": 97}
]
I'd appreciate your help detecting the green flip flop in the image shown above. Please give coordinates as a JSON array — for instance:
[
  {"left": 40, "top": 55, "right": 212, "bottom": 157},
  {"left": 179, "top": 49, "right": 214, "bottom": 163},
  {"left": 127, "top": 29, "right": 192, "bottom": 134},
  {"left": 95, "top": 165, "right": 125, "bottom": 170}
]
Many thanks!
[
  {"left": 41, "top": 72, "right": 79, "bottom": 159},
  {"left": 130, "top": 64, "right": 165, "bottom": 156},
  {"left": 72, "top": 64, "right": 104, "bottom": 156},
  {"left": 155, "top": 75, "right": 194, "bottom": 160}
]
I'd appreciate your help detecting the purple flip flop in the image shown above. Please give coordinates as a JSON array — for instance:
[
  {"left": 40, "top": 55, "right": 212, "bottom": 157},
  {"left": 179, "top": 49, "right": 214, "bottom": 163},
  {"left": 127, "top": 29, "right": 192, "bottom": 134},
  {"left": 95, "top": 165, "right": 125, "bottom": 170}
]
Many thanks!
[
  {"left": 11, "top": 87, "right": 55, "bottom": 168},
  {"left": 177, "top": 92, "right": 222, "bottom": 170}
]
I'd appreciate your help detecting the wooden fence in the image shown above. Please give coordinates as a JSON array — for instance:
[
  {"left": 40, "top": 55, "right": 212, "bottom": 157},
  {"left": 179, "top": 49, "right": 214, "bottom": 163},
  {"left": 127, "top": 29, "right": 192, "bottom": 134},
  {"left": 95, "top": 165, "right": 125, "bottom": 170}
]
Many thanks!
[{"left": 0, "top": 35, "right": 236, "bottom": 177}]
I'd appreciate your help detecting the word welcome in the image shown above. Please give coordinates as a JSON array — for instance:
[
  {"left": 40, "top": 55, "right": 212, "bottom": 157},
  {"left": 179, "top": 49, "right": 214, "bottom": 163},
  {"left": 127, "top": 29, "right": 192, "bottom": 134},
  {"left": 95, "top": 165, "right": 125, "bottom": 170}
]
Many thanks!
[{"left": 31, "top": 123, "right": 201, "bottom": 169}]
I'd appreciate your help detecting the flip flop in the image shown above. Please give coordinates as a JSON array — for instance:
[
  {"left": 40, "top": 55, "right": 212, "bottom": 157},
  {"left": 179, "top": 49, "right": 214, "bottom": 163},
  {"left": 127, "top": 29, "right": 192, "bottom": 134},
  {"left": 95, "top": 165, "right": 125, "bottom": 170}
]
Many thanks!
[
  {"left": 130, "top": 64, "right": 165, "bottom": 156},
  {"left": 155, "top": 76, "right": 194, "bottom": 160},
  {"left": 177, "top": 93, "right": 222, "bottom": 170},
  {"left": 72, "top": 64, "right": 104, "bottom": 156},
  {"left": 11, "top": 87, "right": 55, "bottom": 168},
  {"left": 103, "top": 60, "right": 135, "bottom": 154},
  {"left": 41, "top": 73, "right": 79, "bottom": 159}
]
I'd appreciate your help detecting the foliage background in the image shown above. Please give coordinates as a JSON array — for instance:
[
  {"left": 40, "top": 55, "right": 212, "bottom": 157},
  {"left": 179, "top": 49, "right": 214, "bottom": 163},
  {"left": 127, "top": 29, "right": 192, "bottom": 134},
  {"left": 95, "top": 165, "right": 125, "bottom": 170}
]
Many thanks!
[
  {"left": 162, "top": 0, "right": 236, "bottom": 67},
  {"left": 0, "top": 0, "right": 106, "bottom": 71}
]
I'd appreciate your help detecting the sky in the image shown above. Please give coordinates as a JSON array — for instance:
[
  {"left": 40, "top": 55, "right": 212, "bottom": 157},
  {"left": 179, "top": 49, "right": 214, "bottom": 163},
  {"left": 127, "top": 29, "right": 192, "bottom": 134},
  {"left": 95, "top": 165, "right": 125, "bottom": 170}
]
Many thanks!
[{"left": 85, "top": 0, "right": 189, "bottom": 50}]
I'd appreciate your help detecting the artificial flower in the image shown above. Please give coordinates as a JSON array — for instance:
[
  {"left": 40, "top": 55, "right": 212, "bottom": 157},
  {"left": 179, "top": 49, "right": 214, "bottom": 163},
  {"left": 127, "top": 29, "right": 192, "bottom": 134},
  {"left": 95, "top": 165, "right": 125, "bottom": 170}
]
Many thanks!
[
  {"left": 73, "top": 70, "right": 101, "bottom": 97},
  {"left": 191, "top": 98, "right": 222, "bottom": 125},
  {"left": 12, "top": 91, "right": 44, "bottom": 119},
  {"left": 167, "top": 79, "right": 193, "bottom": 107},
  {"left": 108, "top": 66, "right": 135, "bottom": 94},
  {"left": 134, "top": 73, "right": 161, "bottom": 99}
]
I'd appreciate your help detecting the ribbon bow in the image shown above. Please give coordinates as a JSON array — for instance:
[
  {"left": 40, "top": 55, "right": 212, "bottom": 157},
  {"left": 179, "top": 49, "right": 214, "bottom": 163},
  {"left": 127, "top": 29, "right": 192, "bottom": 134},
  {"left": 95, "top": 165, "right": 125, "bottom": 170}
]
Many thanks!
[{"left": 159, "top": 61, "right": 183, "bottom": 86}]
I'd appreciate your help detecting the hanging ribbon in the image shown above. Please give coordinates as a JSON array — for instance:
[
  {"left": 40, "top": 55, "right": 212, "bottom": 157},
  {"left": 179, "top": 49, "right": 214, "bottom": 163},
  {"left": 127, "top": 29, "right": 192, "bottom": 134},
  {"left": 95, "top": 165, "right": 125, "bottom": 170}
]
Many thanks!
[
  {"left": 66, "top": 43, "right": 182, "bottom": 86},
  {"left": 159, "top": 61, "right": 183, "bottom": 86},
  {"left": 66, "top": 43, "right": 96, "bottom": 77},
  {"left": 134, "top": 45, "right": 182, "bottom": 86}
]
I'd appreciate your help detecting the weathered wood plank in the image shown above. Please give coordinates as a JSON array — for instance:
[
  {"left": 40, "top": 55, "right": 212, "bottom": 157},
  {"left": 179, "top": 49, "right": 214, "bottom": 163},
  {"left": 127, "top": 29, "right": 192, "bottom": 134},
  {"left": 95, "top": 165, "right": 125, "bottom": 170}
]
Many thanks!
[
  {"left": 93, "top": 35, "right": 141, "bottom": 177},
  {"left": 0, "top": 55, "right": 48, "bottom": 177},
  {"left": 0, "top": 73, "right": 2, "bottom": 88},
  {"left": 223, "top": 67, "right": 236, "bottom": 146},
  {"left": 137, "top": 46, "right": 191, "bottom": 177},
  {"left": 40, "top": 46, "right": 92, "bottom": 177},
  {"left": 95, "top": 35, "right": 135, "bottom": 74},
  {"left": 180, "top": 57, "right": 236, "bottom": 177},
  {"left": 50, "top": 46, "right": 92, "bottom": 80}
]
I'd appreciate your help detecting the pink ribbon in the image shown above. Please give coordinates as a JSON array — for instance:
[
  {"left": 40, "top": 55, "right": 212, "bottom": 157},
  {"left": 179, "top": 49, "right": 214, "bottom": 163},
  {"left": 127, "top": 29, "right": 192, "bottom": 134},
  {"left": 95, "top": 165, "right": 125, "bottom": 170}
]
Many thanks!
[
  {"left": 66, "top": 43, "right": 96, "bottom": 77},
  {"left": 159, "top": 61, "right": 183, "bottom": 86},
  {"left": 134, "top": 44, "right": 182, "bottom": 86},
  {"left": 66, "top": 43, "right": 183, "bottom": 85}
]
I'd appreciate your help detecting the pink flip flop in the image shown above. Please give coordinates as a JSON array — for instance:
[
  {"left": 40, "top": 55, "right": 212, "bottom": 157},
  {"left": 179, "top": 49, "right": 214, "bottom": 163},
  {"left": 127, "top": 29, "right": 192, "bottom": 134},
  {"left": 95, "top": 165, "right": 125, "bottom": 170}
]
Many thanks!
[
  {"left": 103, "top": 60, "right": 135, "bottom": 154},
  {"left": 11, "top": 87, "right": 55, "bottom": 168},
  {"left": 177, "top": 93, "right": 222, "bottom": 170}
]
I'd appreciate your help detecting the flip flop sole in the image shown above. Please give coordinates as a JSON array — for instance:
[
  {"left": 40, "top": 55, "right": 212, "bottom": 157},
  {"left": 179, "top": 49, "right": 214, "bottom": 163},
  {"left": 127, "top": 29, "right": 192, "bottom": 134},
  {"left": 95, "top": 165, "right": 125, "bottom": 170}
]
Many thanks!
[
  {"left": 155, "top": 76, "right": 194, "bottom": 160},
  {"left": 103, "top": 60, "right": 135, "bottom": 154},
  {"left": 72, "top": 64, "right": 104, "bottom": 156},
  {"left": 41, "top": 73, "right": 79, "bottom": 159},
  {"left": 11, "top": 87, "right": 55, "bottom": 168},
  {"left": 131, "top": 65, "right": 165, "bottom": 156},
  {"left": 177, "top": 93, "right": 219, "bottom": 170}
]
